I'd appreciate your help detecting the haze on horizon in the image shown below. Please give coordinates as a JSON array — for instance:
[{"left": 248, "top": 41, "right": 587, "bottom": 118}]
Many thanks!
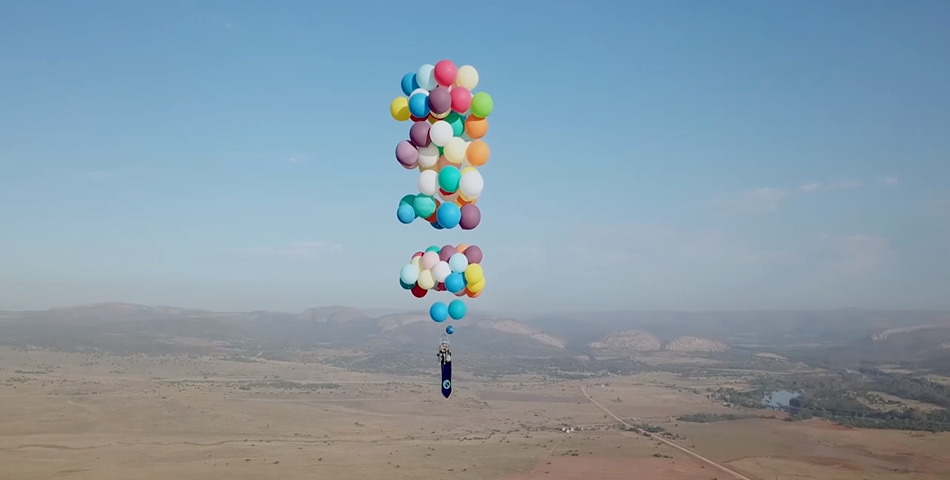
[{"left": 1, "top": 1, "right": 948, "bottom": 313}]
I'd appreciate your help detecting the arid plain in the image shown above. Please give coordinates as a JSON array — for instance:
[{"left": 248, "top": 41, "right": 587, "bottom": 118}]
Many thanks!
[{"left": 3, "top": 346, "right": 949, "bottom": 480}]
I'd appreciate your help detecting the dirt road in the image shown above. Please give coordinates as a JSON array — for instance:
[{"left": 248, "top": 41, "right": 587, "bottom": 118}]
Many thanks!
[{"left": 580, "top": 385, "right": 756, "bottom": 480}]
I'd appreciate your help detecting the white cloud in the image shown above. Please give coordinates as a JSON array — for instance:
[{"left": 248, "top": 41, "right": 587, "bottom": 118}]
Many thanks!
[
  {"left": 883, "top": 176, "right": 899, "bottom": 186},
  {"left": 288, "top": 154, "right": 308, "bottom": 163},
  {"left": 704, "top": 187, "right": 790, "bottom": 216},
  {"left": 236, "top": 242, "right": 342, "bottom": 261},
  {"left": 799, "top": 179, "right": 863, "bottom": 192}
]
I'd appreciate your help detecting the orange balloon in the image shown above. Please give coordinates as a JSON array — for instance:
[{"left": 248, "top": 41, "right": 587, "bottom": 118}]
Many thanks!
[
  {"left": 466, "top": 140, "right": 490, "bottom": 166},
  {"left": 470, "top": 291, "right": 481, "bottom": 298},
  {"left": 465, "top": 116, "right": 488, "bottom": 139},
  {"left": 456, "top": 243, "right": 468, "bottom": 253}
]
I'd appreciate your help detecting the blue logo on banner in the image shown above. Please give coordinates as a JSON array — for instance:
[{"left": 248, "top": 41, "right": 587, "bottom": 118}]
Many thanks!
[{"left": 442, "top": 380, "right": 451, "bottom": 390}]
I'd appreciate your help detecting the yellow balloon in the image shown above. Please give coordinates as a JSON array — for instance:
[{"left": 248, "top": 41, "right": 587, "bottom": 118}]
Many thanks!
[
  {"left": 431, "top": 109, "right": 449, "bottom": 119},
  {"left": 443, "top": 137, "right": 467, "bottom": 164},
  {"left": 390, "top": 97, "right": 410, "bottom": 121},
  {"left": 461, "top": 166, "right": 478, "bottom": 175},
  {"left": 417, "top": 269, "right": 435, "bottom": 290},
  {"left": 464, "top": 263, "right": 484, "bottom": 284},
  {"left": 455, "top": 65, "right": 479, "bottom": 90},
  {"left": 468, "top": 278, "right": 485, "bottom": 293},
  {"left": 410, "top": 257, "right": 421, "bottom": 269}
]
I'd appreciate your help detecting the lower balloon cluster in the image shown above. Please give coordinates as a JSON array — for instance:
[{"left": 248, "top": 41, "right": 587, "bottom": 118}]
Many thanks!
[
  {"left": 396, "top": 193, "right": 481, "bottom": 230},
  {"left": 399, "top": 243, "right": 485, "bottom": 299}
]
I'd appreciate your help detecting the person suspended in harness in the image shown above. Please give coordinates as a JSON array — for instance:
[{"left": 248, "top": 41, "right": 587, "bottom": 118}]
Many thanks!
[{"left": 437, "top": 340, "right": 452, "bottom": 366}]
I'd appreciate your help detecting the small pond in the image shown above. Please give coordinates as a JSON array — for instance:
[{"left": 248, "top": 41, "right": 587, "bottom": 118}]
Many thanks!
[{"left": 763, "top": 389, "right": 801, "bottom": 408}]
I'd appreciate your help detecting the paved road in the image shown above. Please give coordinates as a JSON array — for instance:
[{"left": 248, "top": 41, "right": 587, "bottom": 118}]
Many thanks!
[{"left": 580, "top": 385, "right": 755, "bottom": 480}]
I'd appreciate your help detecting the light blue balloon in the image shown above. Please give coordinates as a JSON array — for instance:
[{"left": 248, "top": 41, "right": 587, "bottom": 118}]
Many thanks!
[
  {"left": 448, "top": 300, "right": 467, "bottom": 320},
  {"left": 436, "top": 202, "right": 461, "bottom": 229},
  {"left": 448, "top": 253, "right": 469, "bottom": 273},
  {"left": 399, "top": 264, "right": 419, "bottom": 284},
  {"left": 408, "top": 93, "right": 430, "bottom": 118},
  {"left": 417, "top": 64, "right": 437, "bottom": 90},
  {"left": 396, "top": 203, "right": 416, "bottom": 224},
  {"left": 444, "top": 272, "right": 465, "bottom": 293},
  {"left": 430, "top": 302, "right": 449, "bottom": 323},
  {"left": 445, "top": 325, "right": 454, "bottom": 335},
  {"left": 400, "top": 73, "right": 419, "bottom": 96}
]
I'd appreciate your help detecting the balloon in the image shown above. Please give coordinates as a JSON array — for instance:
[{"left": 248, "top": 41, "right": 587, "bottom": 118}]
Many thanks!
[
  {"left": 411, "top": 285, "right": 427, "bottom": 298},
  {"left": 470, "top": 92, "right": 493, "bottom": 118},
  {"left": 459, "top": 204, "right": 481, "bottom": 230},
  {"left": 436, "top": 202, "right": 461, "bottom": 229},
  {"left": 431, "top": 221, "right": 443, "bottom": 229},
  {"left": 400, "top": 194, "right": 417, "bottom": 206},
  {"left": 434, "top": 282, "right": 445, "bottom": 292},
  {"left": 446, "top": 112, "right": 465, "bottom": 137},
  {"left": 456, "top": 243, "right": 468, "bottom": 253},
  {"left": 401, "top": 73, "right": 419, "bottom": 96},
  {"left": 434, "top": 60, "right": 458, "bottom": 87},
  {"left": 417, "top": 144, "right": 439, "bottom": 169},
  {"left": 431, "top": 109, "right": 449, "bottom": 120},
  {"left": 410, "top": 256, "right": 421, "bottom": 269},
  {"left": 410, "top": 87, "right": 429, "bottom": 97},
  {"left": 417, "top": 269, "right": 436, "bottom": 290},
  {"left": 408, "top": 92, "right": 430, "bottom": 118},
  {"left": 456, "top": 65, "right": 479, "bottom": 90},
  {"left": 446, "top": 325, "right": 454, "bottom": 335},
  {"left": 390, "top": 97, "right": 410, "bottom": 121},
  {"left": 409, "top": 121, "right": 431, "bottom": 147},
  {"left": 439, "top": 245, "right": 457, "bottom": 261},
  {"left": 448, "top": 253, "right": 469, "bottom": 273},
  {"left": 412, "top": 194, "right": 437, "bottom": 218},
  {"left": 430, "top": 302, "right": 448, "bottom": 323},
  {"left": 395, "top": 140, "right": 418, "bottom": 168},
  {"left": 428, "top": 86, "right": 451, "bottom": 115},
  {"left": 459, "top": 169, "right": 484, "bottom": 199},
  {"left": 399, "top": 278, "right": 414, "bottom": 290},
  {"left": 425, "top": 245, "right": 441, "bottom": 253},
  {"left": 465, "top": 140, "right": 489, "bottom": 166},
  {"left": 448, "top": 299, "right": 467, "bottom": 320},
  {"left": 464, "top": 263, "right": 484, "bottom": 284},
  {"left": 417, "top": 64, "right": 437, "bottom": 90},
  {"left": 400, "top": 264, "right": 420, "bottom": 284},
  {"left": 432, "top": 261, "right": 452, "bottom": 283},
  {"left": 396, "top": 203, "right": 416, "bottom": 224},
  {"left": 429, "top": 121, "right": 454, "bottom": 147},
  {"left": 418, "top": 170, "right": 438, "bottom": 196},
  {"left": 411, "top": 250, "right": 424, "bottom": 259},
  {"left": 445, "top": 272, "right": 465, "bottom": 293},
  {"left": 443, "top": 137, "right": 467, "bottom": 164},
  {"left": 450, "top": 87, "right": 472, "bottom": 113},
  {"left": 438, "top": 165, "right": 461, "bottom": 193},
  {"left": 464, "top": 245, "right": 483, "bottom": 264},
  {"left": 464, "top": 116, "right": 488, "bottom": 139},
  {"left": 421, "top": 251, "right": 440, "bottom": 270},
  {"left": 468, "top": 278, "right": 485, "bottom": 293}
]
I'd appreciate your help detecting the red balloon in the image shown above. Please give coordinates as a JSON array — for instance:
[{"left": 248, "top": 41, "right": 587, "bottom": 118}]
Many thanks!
[
  {"left": 451, "top": 87, "right": 472, "bottom": 113},
  {"left": 434, "top": 59, "right": 458, "bottom": 87},
  {"left": 411, "top": 285, "right": 427, "bottom": 298},
  {"left": 410, "top": 115, "right": 427, "bottom": 122},
  {"left": 435, "top": 282, "right": 446, "bottom": 291}
]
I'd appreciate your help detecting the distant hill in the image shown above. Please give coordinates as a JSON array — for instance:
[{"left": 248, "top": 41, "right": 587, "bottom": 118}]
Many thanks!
[
  {"left": 665, "top": 336, "right": 728, "bottom": 352},
  {"left": 588, "top": 331, "right": 727, "bottom": 353}
]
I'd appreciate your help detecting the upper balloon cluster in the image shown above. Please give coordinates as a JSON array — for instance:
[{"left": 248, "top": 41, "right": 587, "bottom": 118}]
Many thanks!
[{"left": 391, "top": 60, "right": 492, "bottom": 231}]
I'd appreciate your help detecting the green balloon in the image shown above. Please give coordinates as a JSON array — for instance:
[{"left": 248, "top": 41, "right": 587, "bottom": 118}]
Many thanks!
[
  {"left": 437, "top": 146, "right": 444, "bottom": 156},
  {"left": 413, "top": 194, "right": 437, "bottom": 218},
  {"left": 446, "top": 112, "right": 465, "bottom": 137},
  {"left": 470, "top": 92, "right": 493, "bottom": 118},
  {"left": 425, "top": 245, "right": 440, "bottom": 253},
  {"left": 438, "top": 166, "right": 461, "bottom": 193},
  {"left": 399, "top": 194, "right": 416, "bottom": 207}
]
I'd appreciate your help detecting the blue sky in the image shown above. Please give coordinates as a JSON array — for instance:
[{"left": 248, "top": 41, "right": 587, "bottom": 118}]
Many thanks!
[{"left": 1, "top": 1, "right": 948, "bottom": 312}]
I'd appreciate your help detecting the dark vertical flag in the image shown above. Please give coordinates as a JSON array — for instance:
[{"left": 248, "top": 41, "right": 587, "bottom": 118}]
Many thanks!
[{"left": 441, "top": 362, "right": 452, "bottom": 398}]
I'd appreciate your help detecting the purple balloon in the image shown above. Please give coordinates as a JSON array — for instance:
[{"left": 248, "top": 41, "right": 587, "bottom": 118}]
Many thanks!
[
  {"left": 409, "top": 121, "right": 431, "bottom": 147},
  {"left": 439, "top": 245, "right": 457, "bottom": 261},
  {"left": 464, "top": 245, "right": 483, "bottom": 264},
  {"left": 395, "top": 140, "right": 418, "bottom": 167},
  {"left": 428, "top": 87, "right": 452, "bottom": 115},
  {"left": 459, "top": 204, "right": 481, "bottom": 230}
]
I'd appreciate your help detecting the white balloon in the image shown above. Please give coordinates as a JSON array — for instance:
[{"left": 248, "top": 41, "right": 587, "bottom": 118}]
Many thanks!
[
  {"left": 429, "top": 121, "right": 454, "bottom": 147},
  {"left": 410, "top": 88, "right": 429, "bottom": 97},
  {"left": 417, "top": 145, "right": 439, "bottom": 168},
  {"left": 418, "top": 170, "right": 438, "bottom": 196},
  {"left": 417, "top": 64, "right": 437, "bottom": 90},
  {"left": 431, "top": 261, "right": 452, "bottom": 283},
  {"left": 459, "top": 169, "right": 484, "bottom": 199}
]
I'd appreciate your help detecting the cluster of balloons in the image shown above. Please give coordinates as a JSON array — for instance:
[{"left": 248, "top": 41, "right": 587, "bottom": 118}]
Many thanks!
[
  {"left": 398, "top": 244, "right": 485, "bottom": 327},
  {"left": 391, "top": 60, "right": 493, "bottom": 231}
]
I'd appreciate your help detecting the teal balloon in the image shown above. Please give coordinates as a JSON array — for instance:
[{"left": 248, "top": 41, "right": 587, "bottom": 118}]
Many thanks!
[
  {"left": 448, "top": 300, "right": 467, "bottom": 320},
  {"left": 425, "top": 245, "right": 440, "bottom": 253},
  {"left": 412, "top": 194, "right": 437, "bottom": 218},
  {"left": 399, "top": 279, "right": 413, "bottom": 290},
  {"left": 438, "top": 166, "right": 461, "bottom": 193},
  {"left": 399, "top": 194, "right": 416, "bottom": 206},
  {"left": 400, "top": 264, "right": 420, "bottom": 284},
  {"left": 446, "top": 112, "right": 465, "bottom": 137}
]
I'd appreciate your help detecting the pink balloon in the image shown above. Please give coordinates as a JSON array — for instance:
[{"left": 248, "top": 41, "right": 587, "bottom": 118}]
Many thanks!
[
  {"left": 434, "top": 60, "right": 457, "bottom": 87},
  {"left": 421, "top": 251, "right": 439, "bottom": 270},
  {"left": 451, "top": 87, "right": 472, "bottom": 113},
  {"left": 411, "top": 251, "right": 424, "bottom": 260}
]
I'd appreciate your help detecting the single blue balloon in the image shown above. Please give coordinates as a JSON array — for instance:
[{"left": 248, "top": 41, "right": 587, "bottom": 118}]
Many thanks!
[
  {"left": 436, "top": 202, "right": 461, "bottom": 229},
  {"left": 444, "top": 272, "right": 465, "bottom": 293},
  {"left": 400, "top": 73, "right": 419, "bottom": 96},
  {"left": 408, "top": 93, "right": 430, "bottom": 118},
  {"left": 430, "top": 302, "right": 449, "bottom": 323},
  {"left": 431, "top": 221, "right": 443, "bottom": 230},
  {"left": 445, "top": 325, "right": 454, "bottom": 335},
  {"left": 399, "top": 278, "right": 413, "bottom": 290},
  {"left": 448, "top": 299, "right": 467, "bottom": 320},
  {"left": 396, "top": 203, "right": 416, "bottom": 224},
  {"left": 400, "top": 264, "right": 420, "bottom": 284}
]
